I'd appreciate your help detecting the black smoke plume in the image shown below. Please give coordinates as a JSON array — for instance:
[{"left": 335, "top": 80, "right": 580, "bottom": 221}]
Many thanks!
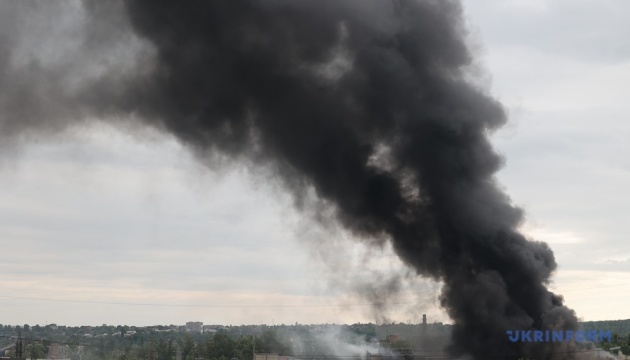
[{"left": 0, "top": 1, "right": 585, "bottom": 359}]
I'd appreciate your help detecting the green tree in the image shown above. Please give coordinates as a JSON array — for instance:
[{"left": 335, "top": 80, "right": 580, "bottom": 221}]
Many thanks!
[
  {"left": 177, "top": 334, "right": 196, "bottom": 360},
  {"left": 234, "top": 336, "right": 253, "bottom": 360},
  {"left": 205, "top": 331, "right": 246, "bottom": 360},
  {"left": 205, "top": 332, "right": 236, "bottom": 360},
  {"left": 257, "top": 331, "right": 291, "bottom": 355},
  {"left": 25, "top": 342, "right": 45, "bottom": 360},
  {"left": 154, "top": 337, "right": 175, "bottom": 360}
]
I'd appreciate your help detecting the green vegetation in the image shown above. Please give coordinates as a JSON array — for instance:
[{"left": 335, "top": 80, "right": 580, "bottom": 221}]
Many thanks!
[
  {"left": 581, "top": 319, "right": 630, "bottom": 337},
  {"left": 579, "top": 319, "right": 630, "bottom": 355},
  {"left": 0, "top": 324, "right": 297, "bottom": 360},
  {"left": 0, "top": 322, "right": 451, "bottom": 360},
  {"left": 5, "top": 320, "right": 630, "bottom": 360},
  {"left": 25, "top": 342, "right": 45, "bottom": 360}
]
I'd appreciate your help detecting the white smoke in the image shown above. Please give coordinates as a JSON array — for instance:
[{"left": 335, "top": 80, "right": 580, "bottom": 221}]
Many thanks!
[{"left": 289, "top": 325, "right": 400, "bottom": 360}]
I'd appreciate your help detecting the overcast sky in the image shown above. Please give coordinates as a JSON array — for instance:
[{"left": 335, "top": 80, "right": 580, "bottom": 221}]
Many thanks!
[{"left": 1, "top": 0, "right": 629, "bottom": 327}]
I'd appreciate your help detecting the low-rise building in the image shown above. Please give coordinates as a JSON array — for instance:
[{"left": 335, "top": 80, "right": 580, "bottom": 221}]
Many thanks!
[
  {"left": 254, "top": 353, "right": 278, "bottom": 360},
  {"left": 48, "top": 344, "right": 70, "bottom": 359},
  {"left": 185, "top": 322, "right": 203, "bottom": 333}
]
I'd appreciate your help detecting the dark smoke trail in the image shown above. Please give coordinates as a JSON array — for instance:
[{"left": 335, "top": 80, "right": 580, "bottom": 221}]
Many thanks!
[{"left": 0, "top": 0, "right": 586, "bottom": 359}]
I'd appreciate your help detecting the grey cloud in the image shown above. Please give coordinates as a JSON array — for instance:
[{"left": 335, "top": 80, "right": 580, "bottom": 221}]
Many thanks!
[{"left": 464, "top": 0, "right": 630, "bottom": 64}]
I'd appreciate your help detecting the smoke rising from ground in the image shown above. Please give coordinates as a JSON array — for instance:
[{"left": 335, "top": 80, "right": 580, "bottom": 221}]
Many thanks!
[
  {"left": 0, "top": 1, "right": 586, "bottom": 359},
  {"left": 290, "top": 326, "right": 390, "bottom": 359}
]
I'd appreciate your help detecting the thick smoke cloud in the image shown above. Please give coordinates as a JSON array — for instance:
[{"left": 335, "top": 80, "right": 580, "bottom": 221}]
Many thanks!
[{"left": 0, "top": 0, "right": 586, "bottom": 359}]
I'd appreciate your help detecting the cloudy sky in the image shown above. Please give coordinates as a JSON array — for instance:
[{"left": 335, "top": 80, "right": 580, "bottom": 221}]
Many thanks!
[{"left": 1, "top": 0, "right": 629, "bottom": 327}]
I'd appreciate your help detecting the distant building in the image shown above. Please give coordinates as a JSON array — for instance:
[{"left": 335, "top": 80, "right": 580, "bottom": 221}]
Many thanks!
[
  {"left": 202, "top": 325, "right": 217, "bottom": 334},
  {"left": 48, "top": 344, "right": 70, "bottom": 359},
  {"left": 185, "top": 322, "right": 203, "bottom": 333}
]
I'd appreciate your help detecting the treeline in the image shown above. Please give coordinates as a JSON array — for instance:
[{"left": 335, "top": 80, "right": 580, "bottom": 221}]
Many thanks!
[
  {"left": 3, "top": 330, "right": 291, "bottom": 360},
  {"left": 9, "top": 320, "right": 629, "bottom": 360},
  {"left": 0, "top": 322, "right": 453, "bottom": 360},
  {"left": 84, "top": 331, "right": 290, "bottom": 360},
  {"left": 578, "top": 319, "right": 630, "bottom": 355},
  {"left": 580, "top": 319, "right": 630, "bottom": 337}
]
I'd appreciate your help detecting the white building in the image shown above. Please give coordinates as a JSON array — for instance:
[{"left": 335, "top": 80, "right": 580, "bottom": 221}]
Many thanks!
[{"left": 185, "top": 322, "right": 203, "bottom": 333}]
